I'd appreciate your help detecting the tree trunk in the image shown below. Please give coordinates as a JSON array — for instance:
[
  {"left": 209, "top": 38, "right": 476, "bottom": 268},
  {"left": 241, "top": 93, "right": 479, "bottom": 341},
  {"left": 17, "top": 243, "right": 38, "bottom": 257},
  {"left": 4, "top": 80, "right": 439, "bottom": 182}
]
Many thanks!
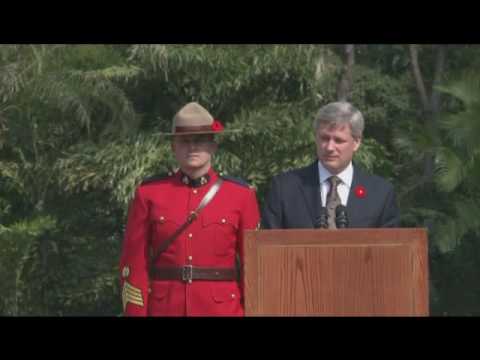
[
  {"left": 431, "top": 45, "right": 447, "bottom": 121},
  {"left": 409, "top": 44, "right": 448, "bottom": 182},
  {"left": 337, "top": 44, "right": 355, "bottom": 102},
  {"left": 424, "top": 45, "right": 448, "bottom": 181},
  {"left": 409, "top": 44, "right": 430, "bottom": 113}
]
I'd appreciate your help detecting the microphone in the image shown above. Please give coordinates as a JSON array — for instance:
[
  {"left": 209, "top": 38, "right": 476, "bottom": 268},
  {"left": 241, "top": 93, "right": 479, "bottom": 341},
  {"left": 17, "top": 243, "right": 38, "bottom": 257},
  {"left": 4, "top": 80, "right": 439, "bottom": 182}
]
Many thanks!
[
  {"left": 335, "top": 205, "right": 349, "bottom": 228},
  {"left": 315, "top": 207, "right": 328, "bottom": 229}
]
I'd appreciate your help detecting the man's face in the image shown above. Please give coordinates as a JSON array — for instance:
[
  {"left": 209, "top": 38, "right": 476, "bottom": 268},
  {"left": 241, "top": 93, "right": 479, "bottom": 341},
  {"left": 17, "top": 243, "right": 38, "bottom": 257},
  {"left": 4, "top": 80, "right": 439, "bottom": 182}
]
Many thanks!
[
  {"left": 315, "top": 122, "right": 361, "bottom": 175},
  {"left": 172, "top": 134, "right": 217, "bottom": 174}
]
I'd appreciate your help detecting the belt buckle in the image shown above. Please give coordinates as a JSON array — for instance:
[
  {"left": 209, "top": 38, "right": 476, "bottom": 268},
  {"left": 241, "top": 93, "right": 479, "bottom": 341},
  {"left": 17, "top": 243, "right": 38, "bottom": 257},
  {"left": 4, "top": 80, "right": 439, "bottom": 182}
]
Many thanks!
[{"left": 182, "top": 265, "right": 193, "bottom": 282}]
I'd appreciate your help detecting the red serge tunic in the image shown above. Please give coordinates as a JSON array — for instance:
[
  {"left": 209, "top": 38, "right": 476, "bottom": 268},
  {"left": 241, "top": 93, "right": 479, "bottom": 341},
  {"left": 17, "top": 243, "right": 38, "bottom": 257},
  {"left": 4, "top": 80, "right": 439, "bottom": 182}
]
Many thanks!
[{"left": 120, "top": 168, "right": 260, "bottom": 316}]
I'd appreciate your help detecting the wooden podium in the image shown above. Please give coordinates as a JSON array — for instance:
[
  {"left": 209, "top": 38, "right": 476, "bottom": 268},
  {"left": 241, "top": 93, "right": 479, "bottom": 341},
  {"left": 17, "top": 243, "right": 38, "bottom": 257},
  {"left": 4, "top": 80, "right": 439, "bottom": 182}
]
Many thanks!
[{"left": 243, "top": 228, "right": 428, "bottom": 316}]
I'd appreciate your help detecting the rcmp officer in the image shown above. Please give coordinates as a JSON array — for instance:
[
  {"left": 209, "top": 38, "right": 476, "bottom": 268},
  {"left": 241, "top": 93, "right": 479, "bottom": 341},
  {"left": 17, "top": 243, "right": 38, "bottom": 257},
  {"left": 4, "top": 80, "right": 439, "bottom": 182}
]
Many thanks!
[{"left": 119, "top": 102, "right": 260, "bottom": 316}]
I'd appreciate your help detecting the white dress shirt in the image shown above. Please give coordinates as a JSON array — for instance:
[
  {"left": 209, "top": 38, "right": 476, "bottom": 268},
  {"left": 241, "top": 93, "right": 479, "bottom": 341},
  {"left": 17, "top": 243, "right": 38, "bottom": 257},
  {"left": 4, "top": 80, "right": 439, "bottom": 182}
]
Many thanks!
[{"left": 318, "top": 161, "right": 354, "bottom": 207}]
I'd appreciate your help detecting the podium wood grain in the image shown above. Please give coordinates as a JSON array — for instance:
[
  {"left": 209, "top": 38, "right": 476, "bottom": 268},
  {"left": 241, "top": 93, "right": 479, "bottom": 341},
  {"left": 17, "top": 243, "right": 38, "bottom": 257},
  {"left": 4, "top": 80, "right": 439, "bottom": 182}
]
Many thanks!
[{"left": 244, "top": 228, "right": 428, "bottom": 316}]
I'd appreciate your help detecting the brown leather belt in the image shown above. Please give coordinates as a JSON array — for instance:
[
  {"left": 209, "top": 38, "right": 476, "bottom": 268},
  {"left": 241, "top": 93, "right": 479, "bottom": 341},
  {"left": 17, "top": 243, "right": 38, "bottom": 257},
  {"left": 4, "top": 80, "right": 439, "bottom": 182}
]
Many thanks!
[{"left": 150, "top": 265, "right": 236, "bottom": 282}]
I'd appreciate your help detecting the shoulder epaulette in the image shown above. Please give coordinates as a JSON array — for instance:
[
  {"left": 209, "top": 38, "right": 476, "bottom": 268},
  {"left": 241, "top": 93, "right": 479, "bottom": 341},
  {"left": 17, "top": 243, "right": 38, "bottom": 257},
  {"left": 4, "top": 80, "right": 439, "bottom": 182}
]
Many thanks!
[
  {"left": 141, "top": 172, "right": 173, "bottom": 185},
  {"left": 221, "top": 175, "right": 253, "bottom": 189}
]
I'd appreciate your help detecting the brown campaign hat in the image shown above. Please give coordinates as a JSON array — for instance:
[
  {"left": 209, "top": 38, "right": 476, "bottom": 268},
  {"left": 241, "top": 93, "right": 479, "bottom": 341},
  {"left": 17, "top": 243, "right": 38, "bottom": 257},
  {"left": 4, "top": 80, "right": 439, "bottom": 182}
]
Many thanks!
[{"left": 161, "top": 102, "right": 230, "bottom": 135}]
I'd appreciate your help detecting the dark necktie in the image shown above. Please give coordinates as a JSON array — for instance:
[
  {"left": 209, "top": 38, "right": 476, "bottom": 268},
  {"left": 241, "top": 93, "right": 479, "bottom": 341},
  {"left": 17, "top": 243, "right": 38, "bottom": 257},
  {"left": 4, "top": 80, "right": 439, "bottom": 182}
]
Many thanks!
[{"left": 326, "top": 176, "right": 341, "bottom": 229}]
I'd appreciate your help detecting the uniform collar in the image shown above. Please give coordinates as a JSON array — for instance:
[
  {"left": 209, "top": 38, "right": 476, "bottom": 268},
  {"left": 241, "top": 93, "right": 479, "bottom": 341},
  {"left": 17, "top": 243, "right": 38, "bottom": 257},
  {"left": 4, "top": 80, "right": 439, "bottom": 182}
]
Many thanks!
[{"left": 178, "top": 168, "right": 217, "bottom": 188}]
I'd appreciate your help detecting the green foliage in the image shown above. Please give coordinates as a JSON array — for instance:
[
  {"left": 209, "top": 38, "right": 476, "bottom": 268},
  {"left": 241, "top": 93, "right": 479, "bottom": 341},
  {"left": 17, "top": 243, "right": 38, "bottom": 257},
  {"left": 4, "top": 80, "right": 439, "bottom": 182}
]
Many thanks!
[
  {"left": 216, "top": 101, "right": 317, "bottom": 204},
  {"left": 389, "top": 62, "right": 480, "bottom": 314},
  {"left": 127, "top": 45, "right": 328, "bottom": 129},
  {"left": 355, "top": 138, "right": 394, "bottom": 179},
  {"left": 54, "top": 135, "right": 174, "bottom": 208},
  {"left": 0, "top": 45, "right": 138, "bottom": 315},
  {"left": 434, "top": 146, "right": 466, "bottom": 193},
  {"left": 430, "top": 233, "right": 480, "bottom": 316},
  {"left": 0, "top": 216, "right": 57, "bottom": 315}
]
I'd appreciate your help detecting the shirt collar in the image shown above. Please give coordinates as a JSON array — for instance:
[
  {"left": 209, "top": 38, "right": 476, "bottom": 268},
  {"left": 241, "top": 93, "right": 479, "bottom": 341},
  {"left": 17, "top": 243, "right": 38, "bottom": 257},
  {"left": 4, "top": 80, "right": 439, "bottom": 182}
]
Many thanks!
[{"left": 317, "top": 161, "right": 353, "bottom": 189}]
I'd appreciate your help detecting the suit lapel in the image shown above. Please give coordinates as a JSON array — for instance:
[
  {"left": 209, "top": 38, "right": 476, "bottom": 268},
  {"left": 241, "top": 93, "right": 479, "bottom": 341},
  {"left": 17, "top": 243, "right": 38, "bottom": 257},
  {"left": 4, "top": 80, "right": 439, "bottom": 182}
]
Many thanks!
[{"left": 297, "top": 162, "right": 320, "bottom": 226}]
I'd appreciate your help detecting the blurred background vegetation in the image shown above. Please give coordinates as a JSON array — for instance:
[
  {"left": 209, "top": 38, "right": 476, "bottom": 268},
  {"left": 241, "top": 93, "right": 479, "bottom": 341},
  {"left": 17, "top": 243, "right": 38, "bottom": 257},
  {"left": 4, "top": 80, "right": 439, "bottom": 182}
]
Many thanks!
[{"left": 1, "top": 44, "right": 480, "bottom": 315}]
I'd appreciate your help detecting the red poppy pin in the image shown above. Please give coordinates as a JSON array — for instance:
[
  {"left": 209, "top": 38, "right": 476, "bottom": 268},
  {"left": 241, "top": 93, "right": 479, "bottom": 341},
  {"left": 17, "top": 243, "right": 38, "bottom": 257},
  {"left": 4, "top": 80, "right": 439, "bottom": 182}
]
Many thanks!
[
  {"left": 211, "top": 119, "right": 224, "bottom": 132},
  {"left": 354, "top": 185, "right": 366, "bottom": 199}
]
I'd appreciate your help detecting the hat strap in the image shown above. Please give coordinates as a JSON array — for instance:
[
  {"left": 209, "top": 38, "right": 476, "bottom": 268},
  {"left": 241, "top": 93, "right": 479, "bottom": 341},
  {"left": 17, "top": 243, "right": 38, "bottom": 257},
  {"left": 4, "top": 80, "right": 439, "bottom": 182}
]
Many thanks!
[{"left": 175, "top": 125, "right": 212, "bottom": 133}]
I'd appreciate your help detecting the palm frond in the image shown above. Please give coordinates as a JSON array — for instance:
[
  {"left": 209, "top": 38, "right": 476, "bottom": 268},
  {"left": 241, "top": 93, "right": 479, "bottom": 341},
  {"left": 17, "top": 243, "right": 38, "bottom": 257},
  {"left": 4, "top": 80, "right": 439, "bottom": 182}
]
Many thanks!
[
  {"left": 436, "top": 70, "right": 480, "bottom": 107},
  {"left": 0, "top": 63, "right": 24, "bottom": 103},
  {"left": 393, "top": 124, "right": 437, "bottom": 158},
  {"left": 79, "top": 65, "right": 142, "bottom": 82},
  {"left": 433, "top": 196, "right": 480, "bottom": 253},
  {"left": 434, "top": 146, "right": 466, "bottom": 192},
  {"left": 440, "top": 106, "right": 480, "bottom": 153},
  {"left": 54, "top": 134, "right": 172, "bottom": 206},
  {"left": 435, "top": 218, "right": 459, "bottom": 253}
]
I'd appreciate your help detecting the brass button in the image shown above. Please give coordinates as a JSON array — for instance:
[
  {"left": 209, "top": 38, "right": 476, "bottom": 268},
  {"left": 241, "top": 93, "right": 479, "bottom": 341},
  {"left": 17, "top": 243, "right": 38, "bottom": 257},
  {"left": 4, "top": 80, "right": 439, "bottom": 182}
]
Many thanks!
[
  {"left": 188, "top": 279, "right": 192, "bottom": 284},
  {"left": 159, "top": 216, "right": 165, "bottom": 223},
  {"left": 148, "top": 288, "right": 152, "bottom": 294},
  {"left": 122, "top": 266, "right": 130, "bottom": 279},
  {"left": 221, "top": 218, "right": 226, "bottom": 224},
  {"left": 231, "top": 294, "right": 236, "bottom": 299},
  {"left": 188, "top": 233, "right": 193, "bottom": 238},
  {"left": 188, "top": 255, "right": 193, "bottom": 261},
  {"left": 193, "top": 189, "right": 198, "bottom": 194}
]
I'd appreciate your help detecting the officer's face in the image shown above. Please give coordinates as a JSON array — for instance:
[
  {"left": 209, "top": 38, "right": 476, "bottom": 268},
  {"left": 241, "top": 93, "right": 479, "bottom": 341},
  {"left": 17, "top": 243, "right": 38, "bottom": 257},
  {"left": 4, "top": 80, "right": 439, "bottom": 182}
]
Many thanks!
[
  {"left": 172, "top": 134, "right": 217, "bottom": 174},
  {"left": 315, "top": 122, "right": 361, "bottom": 175}
]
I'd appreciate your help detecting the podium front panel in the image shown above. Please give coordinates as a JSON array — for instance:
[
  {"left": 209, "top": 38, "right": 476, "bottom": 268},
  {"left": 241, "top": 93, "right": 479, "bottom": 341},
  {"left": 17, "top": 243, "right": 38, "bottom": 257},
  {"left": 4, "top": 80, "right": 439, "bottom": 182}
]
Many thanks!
[{"left": 244, "top": 228, "right": 428, "bottom": 316}]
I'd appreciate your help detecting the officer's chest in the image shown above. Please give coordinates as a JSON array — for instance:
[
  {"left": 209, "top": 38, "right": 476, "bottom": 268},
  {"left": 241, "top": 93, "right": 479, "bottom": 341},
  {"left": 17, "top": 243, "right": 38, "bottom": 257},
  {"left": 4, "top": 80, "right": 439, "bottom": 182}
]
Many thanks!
[{"left": 147, "top": 183, "right": 241, "bottom": 231}]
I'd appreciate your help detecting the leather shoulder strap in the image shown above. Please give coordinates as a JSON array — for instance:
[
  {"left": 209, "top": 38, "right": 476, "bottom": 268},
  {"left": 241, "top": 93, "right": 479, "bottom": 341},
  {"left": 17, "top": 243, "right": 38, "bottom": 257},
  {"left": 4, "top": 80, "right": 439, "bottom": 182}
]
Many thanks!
[{"left": 150, "top": 178, "right": 224, "bottom": 264}]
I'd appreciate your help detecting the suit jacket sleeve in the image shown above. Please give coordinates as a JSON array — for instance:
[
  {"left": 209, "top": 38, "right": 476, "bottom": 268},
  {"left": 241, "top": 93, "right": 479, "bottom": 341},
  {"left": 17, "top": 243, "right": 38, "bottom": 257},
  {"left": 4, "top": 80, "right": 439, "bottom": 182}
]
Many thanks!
[
  {"left": 379, "top": 184, "right": 400, "bottom": 227},
  {"left": 119, "top": 187, "right": 151, "bottom": 316},
  {"left": 261, "top": 176, "right": 284, "bottom": 229}
]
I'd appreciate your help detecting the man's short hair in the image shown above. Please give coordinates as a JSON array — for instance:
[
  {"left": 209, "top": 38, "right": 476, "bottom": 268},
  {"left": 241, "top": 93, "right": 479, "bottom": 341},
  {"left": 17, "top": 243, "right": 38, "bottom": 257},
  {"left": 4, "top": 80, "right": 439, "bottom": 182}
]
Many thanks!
[{"left": 313, "top": 101, "right": 364, "bottom": 139}]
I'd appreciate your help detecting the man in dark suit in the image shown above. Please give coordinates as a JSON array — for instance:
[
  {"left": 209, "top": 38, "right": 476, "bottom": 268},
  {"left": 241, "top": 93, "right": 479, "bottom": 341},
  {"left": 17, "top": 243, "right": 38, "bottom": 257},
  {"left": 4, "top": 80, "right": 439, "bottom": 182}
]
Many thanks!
[{"left": 262, "top": 101, "right": 399, "bottom": 229}]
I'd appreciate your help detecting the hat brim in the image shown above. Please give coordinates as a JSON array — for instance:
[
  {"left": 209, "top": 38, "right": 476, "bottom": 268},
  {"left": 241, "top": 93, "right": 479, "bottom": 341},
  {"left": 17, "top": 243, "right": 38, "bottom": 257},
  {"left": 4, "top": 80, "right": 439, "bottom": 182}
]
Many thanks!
[{"left": 156, "top": 129, "right": 241, "bottom": 136}]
